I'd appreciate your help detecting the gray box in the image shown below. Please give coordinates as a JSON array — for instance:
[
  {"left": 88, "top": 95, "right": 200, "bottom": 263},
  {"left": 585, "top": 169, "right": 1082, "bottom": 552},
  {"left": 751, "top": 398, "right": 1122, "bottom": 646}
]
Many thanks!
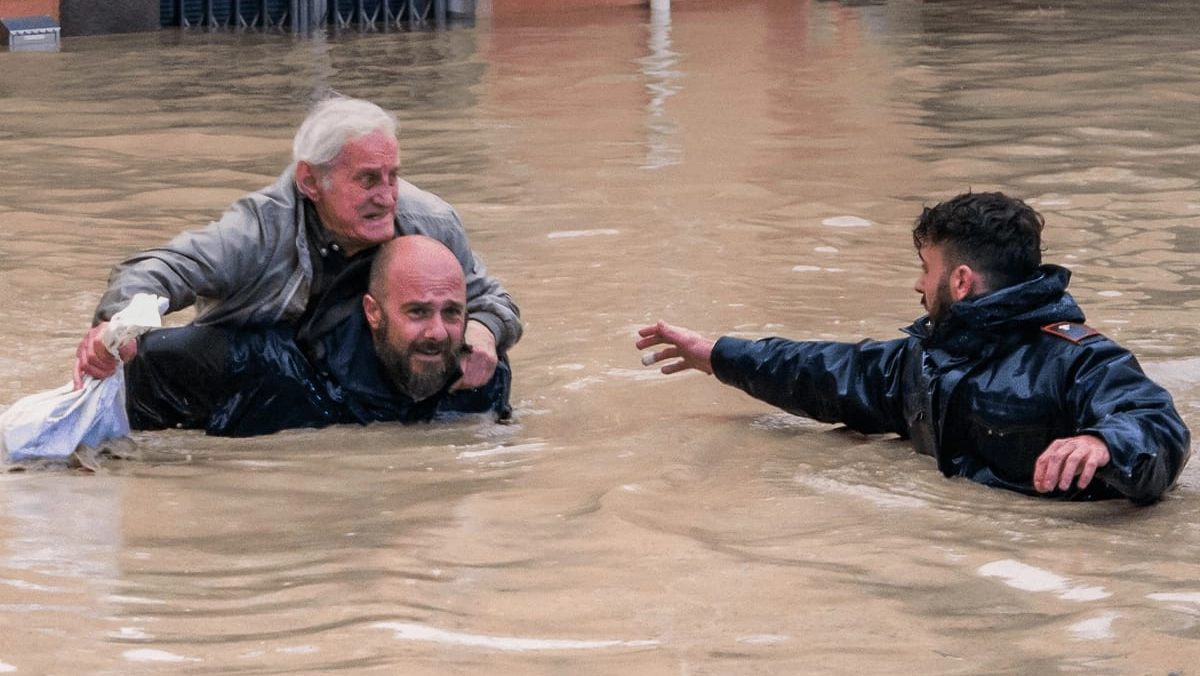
[{"left": 0, "top": 15, "right": 61, "bottom": 51}]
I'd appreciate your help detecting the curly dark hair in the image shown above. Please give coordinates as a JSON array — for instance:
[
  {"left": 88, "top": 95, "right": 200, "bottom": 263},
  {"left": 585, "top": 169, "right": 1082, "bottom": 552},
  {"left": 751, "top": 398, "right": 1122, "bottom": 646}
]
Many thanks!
[{"left": 911, "top": 191, "right": 1044, "bottom": 290}]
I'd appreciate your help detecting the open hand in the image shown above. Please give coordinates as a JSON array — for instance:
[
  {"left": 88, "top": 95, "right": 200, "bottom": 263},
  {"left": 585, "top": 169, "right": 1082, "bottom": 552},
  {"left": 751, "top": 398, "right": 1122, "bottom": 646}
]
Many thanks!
[{"left": 635, "top": 320, "right": 716, "bottom": 375}]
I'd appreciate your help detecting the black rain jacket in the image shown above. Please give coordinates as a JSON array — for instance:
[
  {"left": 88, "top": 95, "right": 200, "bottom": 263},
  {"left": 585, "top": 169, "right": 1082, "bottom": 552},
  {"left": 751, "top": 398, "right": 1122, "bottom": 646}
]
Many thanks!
[{"left": 710, "top": 265, "right": 1190, "bottom": 503}]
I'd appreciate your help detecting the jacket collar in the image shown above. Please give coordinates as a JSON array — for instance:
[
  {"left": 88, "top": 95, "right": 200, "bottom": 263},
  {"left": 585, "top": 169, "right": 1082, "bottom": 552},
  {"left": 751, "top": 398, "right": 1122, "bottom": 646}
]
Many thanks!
[{"left": 903, "top": 264, "right": 1086, "bottom": 352}]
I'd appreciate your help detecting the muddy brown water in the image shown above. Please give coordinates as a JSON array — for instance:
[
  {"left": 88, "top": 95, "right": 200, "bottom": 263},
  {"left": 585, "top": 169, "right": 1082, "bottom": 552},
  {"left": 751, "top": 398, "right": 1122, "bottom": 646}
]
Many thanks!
[{"left": 1, "top": 1, "right": 1198, "bottom": 673}]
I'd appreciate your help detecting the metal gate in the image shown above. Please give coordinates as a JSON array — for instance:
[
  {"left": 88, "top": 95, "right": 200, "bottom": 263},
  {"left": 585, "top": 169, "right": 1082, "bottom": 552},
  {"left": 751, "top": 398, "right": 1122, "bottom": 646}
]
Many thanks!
[{"left": 161, "top": 0, "right": 459, "bottom": 32}]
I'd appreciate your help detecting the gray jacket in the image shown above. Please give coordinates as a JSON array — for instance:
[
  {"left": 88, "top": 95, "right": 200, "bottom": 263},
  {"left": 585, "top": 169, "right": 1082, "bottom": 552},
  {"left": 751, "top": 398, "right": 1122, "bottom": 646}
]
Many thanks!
[{"left": 92, "top": 168, "right": 522, "bottom": 351}]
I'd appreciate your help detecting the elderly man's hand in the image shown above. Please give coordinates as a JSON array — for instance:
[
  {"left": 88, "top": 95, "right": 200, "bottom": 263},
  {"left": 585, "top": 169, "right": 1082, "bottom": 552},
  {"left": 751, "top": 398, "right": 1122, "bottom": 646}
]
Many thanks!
[
  {"left": 72, "top": 322, "right": 138, "bottom": 390},
  {"left": 1033, "top": 434, "right": 1111, "bottom": 493},
  {"left": 454, "top": 320, "right": 498, "bottom": 390}
]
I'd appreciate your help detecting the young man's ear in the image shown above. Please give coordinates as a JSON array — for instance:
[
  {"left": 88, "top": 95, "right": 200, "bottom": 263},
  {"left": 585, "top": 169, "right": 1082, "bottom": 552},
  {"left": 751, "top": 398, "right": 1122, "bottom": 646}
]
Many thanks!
[
  {"left": 948, "top": 264, "right": 983, "bottom": 302},
  {"left": 295, "top": 161, "right": 322, "bottom": 201},
  {"left": 363, "top": 293, "right": 382, "bottom": 332}
]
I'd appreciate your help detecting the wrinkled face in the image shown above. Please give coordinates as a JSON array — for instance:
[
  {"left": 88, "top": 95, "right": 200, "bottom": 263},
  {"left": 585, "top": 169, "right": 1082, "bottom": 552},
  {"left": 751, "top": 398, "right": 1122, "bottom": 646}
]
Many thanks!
[
  {"left": 367, "top": 262, "right": 467, "bottom": 401},
  {"left": 914, "top": 244, "right": 956, "bottom": 328},
  {"left": 307, "top": 130, "right": 399, "bottom": 256}
]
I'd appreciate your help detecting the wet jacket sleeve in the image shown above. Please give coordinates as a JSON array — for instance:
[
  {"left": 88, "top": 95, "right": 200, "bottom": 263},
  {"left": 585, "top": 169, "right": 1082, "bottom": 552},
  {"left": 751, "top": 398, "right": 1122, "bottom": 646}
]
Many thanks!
[
  {"left": 92, "top": 195, "right": 290, "bottom": 326},
  {"left": 710, "top": 335, "right": 912, "bottom": 435},
  {"left": 1067, "top": 341, "right": 1191, "bottom": 504}
]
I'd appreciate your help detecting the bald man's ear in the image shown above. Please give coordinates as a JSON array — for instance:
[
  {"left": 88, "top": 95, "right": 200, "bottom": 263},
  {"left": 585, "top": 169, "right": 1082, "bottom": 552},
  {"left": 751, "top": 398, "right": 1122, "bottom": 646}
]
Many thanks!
[{"left": 363, "top": 292, "right": 382, "bottom": 332}]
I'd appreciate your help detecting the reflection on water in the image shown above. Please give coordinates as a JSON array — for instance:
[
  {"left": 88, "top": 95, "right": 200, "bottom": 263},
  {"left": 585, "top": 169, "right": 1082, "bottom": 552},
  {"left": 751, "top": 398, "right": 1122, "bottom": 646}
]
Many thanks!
[
  {"left": 1, "top": 0, "right": 1198, "bottom": 673},
  {"left": 639, "top": 1, "right": 681, "bottom": 169},
  {"left": 1, "top": 476, "right": 122, "bottom": 578}
]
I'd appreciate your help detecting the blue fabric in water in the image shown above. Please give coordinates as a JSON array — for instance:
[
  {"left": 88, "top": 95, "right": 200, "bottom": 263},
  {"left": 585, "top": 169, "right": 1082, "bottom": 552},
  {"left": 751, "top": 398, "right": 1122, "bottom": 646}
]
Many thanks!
[{"left": 0, "top": 372, "right": 130, "bottom": 463}]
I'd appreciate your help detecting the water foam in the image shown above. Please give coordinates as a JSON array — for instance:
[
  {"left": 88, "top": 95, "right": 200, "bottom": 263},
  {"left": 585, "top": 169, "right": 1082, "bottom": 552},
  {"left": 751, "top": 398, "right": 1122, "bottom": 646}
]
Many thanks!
[{"left": 371, "top": 622, "right": 657, "bottom": 651}]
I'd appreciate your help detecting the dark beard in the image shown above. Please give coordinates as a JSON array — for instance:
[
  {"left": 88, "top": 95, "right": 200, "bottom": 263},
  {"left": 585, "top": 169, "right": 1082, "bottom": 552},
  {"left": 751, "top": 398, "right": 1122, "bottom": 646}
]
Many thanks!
[
  {"left": 373, "top": 334, "right": 458, "bottom": 402},
  {"left": 926, "top": 274, "right": 957, "bottom": 331}
]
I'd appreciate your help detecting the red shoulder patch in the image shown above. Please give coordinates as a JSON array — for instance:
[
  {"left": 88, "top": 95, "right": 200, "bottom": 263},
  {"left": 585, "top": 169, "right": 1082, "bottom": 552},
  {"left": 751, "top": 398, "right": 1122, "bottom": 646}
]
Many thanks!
[{"left": 1040, "top": 322, "right": 1101, "bottom": 344}]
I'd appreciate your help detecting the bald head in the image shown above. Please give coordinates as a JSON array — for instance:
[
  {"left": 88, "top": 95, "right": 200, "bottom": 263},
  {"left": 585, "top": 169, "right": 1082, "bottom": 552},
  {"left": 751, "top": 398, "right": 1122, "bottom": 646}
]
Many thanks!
[
  {"left": 363, "top": 235, "right": 467, "bottom": 401},
  {"left": 367, "top": 235, "right": 466, "bottom": 305}
]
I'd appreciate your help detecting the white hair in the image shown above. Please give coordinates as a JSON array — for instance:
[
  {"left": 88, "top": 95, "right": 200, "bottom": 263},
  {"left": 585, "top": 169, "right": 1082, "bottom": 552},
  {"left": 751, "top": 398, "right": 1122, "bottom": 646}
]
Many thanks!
[{"left": 291, "top": 96, "right": 398, "bottom": 174}]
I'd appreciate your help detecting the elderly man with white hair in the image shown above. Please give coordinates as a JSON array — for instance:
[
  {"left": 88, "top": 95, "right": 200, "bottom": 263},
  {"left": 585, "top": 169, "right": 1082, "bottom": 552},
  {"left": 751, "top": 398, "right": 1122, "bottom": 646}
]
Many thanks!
[{"left": 71, "top": 96, "right": 520, "bottom": 433}]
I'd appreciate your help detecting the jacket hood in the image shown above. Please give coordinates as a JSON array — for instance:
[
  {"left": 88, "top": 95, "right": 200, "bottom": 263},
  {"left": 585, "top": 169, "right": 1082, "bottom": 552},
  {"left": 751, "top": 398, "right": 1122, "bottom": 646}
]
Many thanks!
[{"left": 904, "top": 264, "right": 1086, "bottom": 349}]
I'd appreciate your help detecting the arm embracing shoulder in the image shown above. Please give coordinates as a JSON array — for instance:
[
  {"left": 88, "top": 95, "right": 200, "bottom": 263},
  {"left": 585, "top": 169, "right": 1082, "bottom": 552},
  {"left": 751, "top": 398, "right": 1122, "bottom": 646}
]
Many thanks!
[
  {"left": 395, "top": 187, "right": 522, "bottom": 352},
  {"left": 1071, "top": 342, "right": 1191, "bottom": 503},
  {"left": 710, "top": 335, "right": 912, "bottom": 434},
  {"left": 462, "top": 248, "right": 522, "bottom": 352}
]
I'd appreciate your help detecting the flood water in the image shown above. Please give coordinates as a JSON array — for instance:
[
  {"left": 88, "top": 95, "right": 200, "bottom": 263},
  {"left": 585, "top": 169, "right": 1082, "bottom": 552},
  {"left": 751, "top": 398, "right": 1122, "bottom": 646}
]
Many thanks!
[{"left": 2, "top": 0, "right": 1199, "bottom": 673}]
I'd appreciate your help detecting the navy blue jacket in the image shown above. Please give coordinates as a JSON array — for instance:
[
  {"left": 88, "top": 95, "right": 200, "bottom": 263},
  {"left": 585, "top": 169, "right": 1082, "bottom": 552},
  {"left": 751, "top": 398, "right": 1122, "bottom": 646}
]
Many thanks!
[
  {"left": 710, "top": 265, "right": 1190, "bottom": 502},
  {"left": 126, "top": 314, "right": 511, "bottom": 438}
]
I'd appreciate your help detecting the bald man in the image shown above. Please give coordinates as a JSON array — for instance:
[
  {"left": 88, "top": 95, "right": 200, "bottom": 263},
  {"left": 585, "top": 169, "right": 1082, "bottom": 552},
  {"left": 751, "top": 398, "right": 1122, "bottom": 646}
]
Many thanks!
[
  {"left": 124, "top": 236, "right": 511, "bottom": 437},
  {"left": 364, "top": 235, "right": 470, "bottom": 402}
]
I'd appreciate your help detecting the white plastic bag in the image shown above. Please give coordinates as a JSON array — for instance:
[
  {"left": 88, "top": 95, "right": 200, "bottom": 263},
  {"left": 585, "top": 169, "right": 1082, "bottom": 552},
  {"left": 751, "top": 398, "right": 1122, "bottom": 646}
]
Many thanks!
[{"left": 0, "top": 294, "right": 168, "bottom": 465}]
